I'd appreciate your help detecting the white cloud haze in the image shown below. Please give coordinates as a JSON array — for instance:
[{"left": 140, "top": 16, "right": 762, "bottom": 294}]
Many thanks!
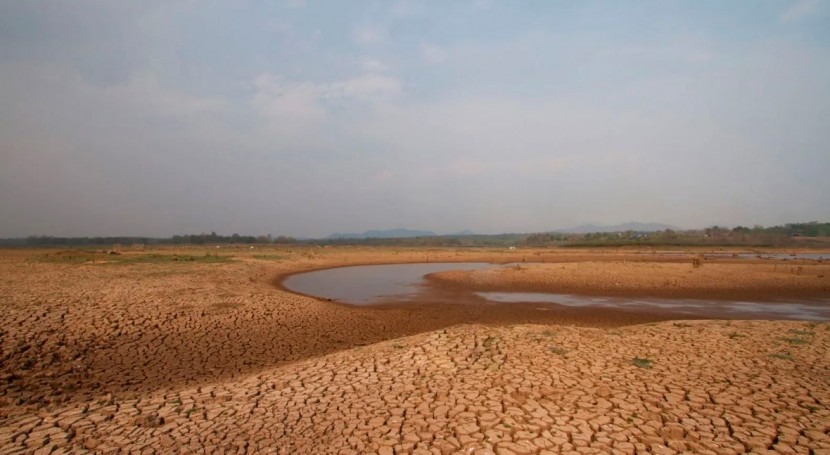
[{"left": 0, "top": 1, "right": 829, "bottom": 237}]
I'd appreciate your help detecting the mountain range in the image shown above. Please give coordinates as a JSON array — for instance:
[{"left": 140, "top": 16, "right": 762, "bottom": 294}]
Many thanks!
[
  {"left": 554, "top": 222, "right": 681, "bottom": 234},
  {"left": 328, "top": 229, "right": 437, "bottom": 239},
  {"left": 326, "top": 223, "right": 680, "bottom": 239}
]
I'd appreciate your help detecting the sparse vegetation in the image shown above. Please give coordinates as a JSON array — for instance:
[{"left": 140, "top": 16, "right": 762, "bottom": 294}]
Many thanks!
[
  {"left": 31, "top": 250, "right": 107, "bottom": 263},
  {"left": 31, "top": 251, "right": 234, "bottom": 265},
  {"left": 549, "top": 346, "right": 567, "bottom": 355},
  {"left": 781, "top": 337, "right": 809, "bottom": 346},
  {"left": 117, "top": 254, "right": 233, "bottom": 264},
  {"left": 769, "top": 353, "right": 793, "bottom": 360},
  {"left": 483, "top": 335, "right": 499, "bottom": 347},
  {"left": 253, "top": 254, "right": 285, "bottom": 261},
  {"left": 631, "top": 357, "right": 653, "bottom": 369}
]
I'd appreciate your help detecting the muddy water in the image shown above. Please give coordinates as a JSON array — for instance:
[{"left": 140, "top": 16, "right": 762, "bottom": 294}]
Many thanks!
[
  {"left": 704, "top": 253, "right": 828, "bottom": 261},
  {"left": 282, "top": 262, "right": 492, "bottom": 305},
  {"left": 283, "top": 263, "right": 830, "bottom": 321},
  {"left": 477, "top": 292, "right": 830, "bottom": 321}
]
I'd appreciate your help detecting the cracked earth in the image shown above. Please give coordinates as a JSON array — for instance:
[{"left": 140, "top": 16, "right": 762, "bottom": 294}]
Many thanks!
[{"left": 0, "top": 247, "right": 828, "bottom": 454}]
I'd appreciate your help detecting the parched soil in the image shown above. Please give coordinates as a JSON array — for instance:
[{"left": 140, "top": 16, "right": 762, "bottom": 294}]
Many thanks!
[
  {"left": 2, "top": 321, "right": 829, "bottom": 454},
  {"left": 0, "top": 248, "right": 675, "bottom": 415},
  {"left": 0, "top": 246, "right": 828, "bottom": 454},
  {"left": 427, "top": 262, "right": 830, "bottom": 301}
]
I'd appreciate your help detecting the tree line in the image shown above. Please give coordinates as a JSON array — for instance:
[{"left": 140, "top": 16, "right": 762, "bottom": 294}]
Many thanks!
[
  {"left": 0, "top": 232, "right": 298, "bottom": 246},
  {"left": 1, "top": 222, "right": 827, "bottom": 248}
]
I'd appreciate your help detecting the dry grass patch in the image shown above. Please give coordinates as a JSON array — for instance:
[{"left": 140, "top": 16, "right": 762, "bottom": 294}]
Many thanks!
[
  {"left": 769, "top": 353, "right": 793, "bottom": 361},
  {"left": 252, "top": 254, "right": 285, "bottom": 261},
  {"left": 549, "top": 346, "right": 568, "bottom": 355},
  {"left": 30, "top": 251, "right": 234, "bottom": 265},
  {"left": 781, "top": 337, "right": 810, "bottom": 346},
  {"left": 631, "top": 357, "right": 653, "bottom": 369}
]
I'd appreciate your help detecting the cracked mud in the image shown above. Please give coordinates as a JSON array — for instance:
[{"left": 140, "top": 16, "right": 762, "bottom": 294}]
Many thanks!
[{"left": 1, "top": 247, "right": 828, "bottom": 454}]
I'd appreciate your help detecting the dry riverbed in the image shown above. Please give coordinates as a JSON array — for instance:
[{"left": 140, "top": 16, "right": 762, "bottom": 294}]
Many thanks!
[{"left": 0, "top": 246, "right": 828, "bottom": 454}]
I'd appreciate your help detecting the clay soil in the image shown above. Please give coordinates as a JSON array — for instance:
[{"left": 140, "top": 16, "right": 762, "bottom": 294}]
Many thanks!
[{"left": 0, "top": 246, "right": 828, "bottom": 454}]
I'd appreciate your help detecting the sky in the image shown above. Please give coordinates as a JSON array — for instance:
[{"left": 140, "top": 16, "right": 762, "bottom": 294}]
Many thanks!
[{"left": 1, "top": 1, "right": 829, "bottom": 238}]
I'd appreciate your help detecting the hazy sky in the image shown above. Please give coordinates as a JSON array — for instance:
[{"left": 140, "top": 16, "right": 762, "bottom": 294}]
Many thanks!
[{"left": 1, "top": 1, "right": 829, "bottom": 237}]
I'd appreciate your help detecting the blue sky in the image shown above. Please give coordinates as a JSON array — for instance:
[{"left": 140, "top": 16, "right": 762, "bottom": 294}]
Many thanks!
[{"left": 1, "top": 1, "right": 829, "bottom": 237}]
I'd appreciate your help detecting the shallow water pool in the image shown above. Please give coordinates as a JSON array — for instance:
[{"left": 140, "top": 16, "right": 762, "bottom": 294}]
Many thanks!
[
  {"left": 282, "top": 263, "right": 830, "bottom": 321},
  {"left": 477, "top": 292, "right": 830, "bottom": 321},
  {"left": 282, "top": 262, "right": 492, "bottom": 305}
]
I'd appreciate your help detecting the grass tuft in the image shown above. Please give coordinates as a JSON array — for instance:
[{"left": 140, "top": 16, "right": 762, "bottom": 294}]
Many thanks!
[
  {"left": 549, "top": 346, "right": 567, "bottom": 356},
  {"left": 31, "top": 251, "right": 234, "bottom": 265},
  {"left": 117, "top": 254, "right": 233, "bottom": 264},
  {"left": 252, "top": 254, "right": 285, "bottom": 261},
  {"left": 780, "top": 337, "right": 809, "bottom": 346},
  {"left": 31, "top": 250, "right": 105, "bottom": 264},
  {"left": 631, "top": 357, "right": 653, "bottom": 369},
  {"left": 769, "top": 353, "right": 793, "bottom": 361},
  {"left": 483, "top": 335, "right": 499, "bottom": 347}
]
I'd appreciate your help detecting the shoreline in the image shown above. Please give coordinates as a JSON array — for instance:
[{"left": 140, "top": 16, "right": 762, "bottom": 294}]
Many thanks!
[{"left": 424, "top": 261, "right": 830, "bottom": 302}]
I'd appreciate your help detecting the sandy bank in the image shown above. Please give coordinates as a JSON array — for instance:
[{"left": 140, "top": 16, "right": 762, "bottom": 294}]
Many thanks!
[{"left": 427, "top": 262, "right": 830, "bottom": 301}]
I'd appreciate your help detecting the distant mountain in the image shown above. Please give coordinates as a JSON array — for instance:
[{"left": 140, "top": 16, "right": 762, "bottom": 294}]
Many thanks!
[
  {"left": 328, "top": 228, "right": 436, "bottom": 239},
  {"left": 448, "top": 229, "right": 476, "bottom": 236},
  {"left": 556, "top": 222, "right": 681, "bottom": 234}
]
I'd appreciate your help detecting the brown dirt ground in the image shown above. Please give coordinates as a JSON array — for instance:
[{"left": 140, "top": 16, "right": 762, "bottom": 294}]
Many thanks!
[{"left": 0, "top": 246, "right": 828, "bottom": 454}]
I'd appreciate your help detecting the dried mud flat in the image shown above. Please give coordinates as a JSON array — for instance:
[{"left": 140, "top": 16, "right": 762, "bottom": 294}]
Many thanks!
[{"left": 0, "top": 247, "right": 829, "bottom": 454}]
